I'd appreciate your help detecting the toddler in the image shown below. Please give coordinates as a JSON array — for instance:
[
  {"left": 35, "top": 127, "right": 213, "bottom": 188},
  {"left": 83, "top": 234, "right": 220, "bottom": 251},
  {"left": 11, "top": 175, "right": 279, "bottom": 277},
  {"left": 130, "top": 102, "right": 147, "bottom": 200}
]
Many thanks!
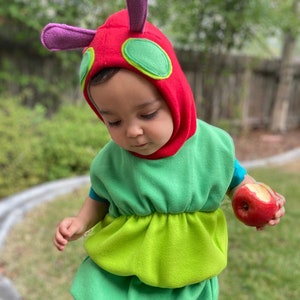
[{"left": 41, "top": 2, "right": 285, "bottom": 299}]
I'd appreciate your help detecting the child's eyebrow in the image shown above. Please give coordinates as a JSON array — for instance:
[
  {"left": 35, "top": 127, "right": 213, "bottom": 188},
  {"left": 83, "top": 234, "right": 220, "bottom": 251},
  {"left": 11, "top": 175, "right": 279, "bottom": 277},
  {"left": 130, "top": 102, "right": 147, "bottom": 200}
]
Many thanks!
[
  {"left": 99, "top": 99, "right": 160, "bottom": 115},
  {"left": 99, "top": 109, "right": 113, "bottom": 115},
  {"left": 136, "top": 99, "right": 160, "bottom": 109}
]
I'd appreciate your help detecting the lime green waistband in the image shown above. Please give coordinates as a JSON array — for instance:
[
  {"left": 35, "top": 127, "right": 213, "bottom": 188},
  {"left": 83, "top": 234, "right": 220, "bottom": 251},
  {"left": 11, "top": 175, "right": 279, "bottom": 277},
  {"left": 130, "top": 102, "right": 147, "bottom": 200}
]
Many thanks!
[{"left": 84, "top": 210, "right": 228, "bottom": 288}]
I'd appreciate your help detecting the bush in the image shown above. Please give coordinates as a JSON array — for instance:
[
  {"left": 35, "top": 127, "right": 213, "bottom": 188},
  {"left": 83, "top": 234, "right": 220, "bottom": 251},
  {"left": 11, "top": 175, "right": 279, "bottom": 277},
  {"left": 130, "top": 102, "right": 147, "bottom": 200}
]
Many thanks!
[
  {"left": 39, "top": 103, "right": 109, "bottom": 181},
  {"left": 0, "top": 96, "right": 109, "bottom": 198}
]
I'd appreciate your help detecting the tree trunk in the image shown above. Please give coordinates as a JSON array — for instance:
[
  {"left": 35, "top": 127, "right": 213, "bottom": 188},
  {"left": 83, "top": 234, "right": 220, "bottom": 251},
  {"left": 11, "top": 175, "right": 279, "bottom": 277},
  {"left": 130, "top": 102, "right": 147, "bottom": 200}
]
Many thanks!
[
  {"left": 241, "top": 58, "right": 252, "bottom": 132},
  {"left": 269, "top": 32, "right": 296, "bottom": 133},
  {"left": 269, "top": 1, "right": 299, "bottom": 133}
]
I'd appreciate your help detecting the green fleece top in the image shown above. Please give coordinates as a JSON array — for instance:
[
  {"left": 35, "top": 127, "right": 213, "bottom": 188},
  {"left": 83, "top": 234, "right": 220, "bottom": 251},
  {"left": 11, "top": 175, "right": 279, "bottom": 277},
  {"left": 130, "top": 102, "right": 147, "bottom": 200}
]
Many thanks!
[
  {"left": 90, "top": 119, "right": 235, "bottom": 216},
  {"left": 82, "top": 120, "right": 235, "bottom": 289}
]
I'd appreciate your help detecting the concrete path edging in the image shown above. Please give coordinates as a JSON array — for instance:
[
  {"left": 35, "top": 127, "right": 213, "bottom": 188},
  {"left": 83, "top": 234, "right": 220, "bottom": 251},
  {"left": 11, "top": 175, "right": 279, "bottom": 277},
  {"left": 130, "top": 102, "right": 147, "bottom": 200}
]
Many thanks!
[
  {"left": 0, "top": 175, "right": 90, "bottom": 300},
  {"left": 1, "top": 147, "right": 300, "bottom": 299},
  {"left": 0, "top": 175, "right": 90, "bottom": 249},
  {"left": 240, "top": 147, "right": 300, "bottom": 169}
]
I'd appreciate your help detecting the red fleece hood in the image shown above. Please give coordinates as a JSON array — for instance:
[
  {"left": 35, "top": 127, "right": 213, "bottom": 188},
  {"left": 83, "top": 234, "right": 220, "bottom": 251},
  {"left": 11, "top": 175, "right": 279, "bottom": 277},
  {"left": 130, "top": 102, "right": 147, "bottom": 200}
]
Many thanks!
[{"left": 80, "top": 10, "right": 197, "bottom": 159}]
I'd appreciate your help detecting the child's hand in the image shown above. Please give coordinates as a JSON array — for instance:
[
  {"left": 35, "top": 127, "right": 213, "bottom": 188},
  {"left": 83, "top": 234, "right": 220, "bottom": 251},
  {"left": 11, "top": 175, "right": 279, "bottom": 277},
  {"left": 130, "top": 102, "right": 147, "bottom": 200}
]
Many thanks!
[
  {"left": 257, "top": 193, "right": 286, "bottom": 231},
  {"left": 53, "top": 217, "right": 87, "bottom": 251}
]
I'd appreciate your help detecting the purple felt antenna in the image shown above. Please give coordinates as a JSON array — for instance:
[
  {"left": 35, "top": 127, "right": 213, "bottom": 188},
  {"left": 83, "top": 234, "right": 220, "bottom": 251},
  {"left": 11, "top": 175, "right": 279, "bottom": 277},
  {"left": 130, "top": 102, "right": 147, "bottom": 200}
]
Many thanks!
[
  {"left": 126, "top": 0, "right": 148, "bottom": 32},
  {"left": 41, "top": 23, "right": 96, "bottom": 51},
  {"left": 41, "top": 0, "right": 148, "bottom": 51}
]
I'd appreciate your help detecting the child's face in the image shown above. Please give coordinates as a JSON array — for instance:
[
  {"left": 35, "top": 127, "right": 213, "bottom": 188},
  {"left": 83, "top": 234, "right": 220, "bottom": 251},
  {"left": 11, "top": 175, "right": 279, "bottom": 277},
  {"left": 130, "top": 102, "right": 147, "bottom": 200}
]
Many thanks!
[{"left": 89, "top": 69, "right": 174, "bottom": 156}]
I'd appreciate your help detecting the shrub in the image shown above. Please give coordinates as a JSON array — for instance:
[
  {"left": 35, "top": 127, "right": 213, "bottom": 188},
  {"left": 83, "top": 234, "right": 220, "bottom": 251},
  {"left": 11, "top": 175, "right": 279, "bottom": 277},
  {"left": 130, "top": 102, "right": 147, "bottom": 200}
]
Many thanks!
[{"left": 0, "top": 96, "right": 109, "bottom": 198}]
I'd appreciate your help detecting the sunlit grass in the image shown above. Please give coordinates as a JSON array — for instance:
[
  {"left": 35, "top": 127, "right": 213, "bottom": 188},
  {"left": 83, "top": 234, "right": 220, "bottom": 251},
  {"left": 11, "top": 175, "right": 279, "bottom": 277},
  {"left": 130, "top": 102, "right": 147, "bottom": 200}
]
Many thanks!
[{"left": 0, "top": 163, "right": 299, "bottom": 299}]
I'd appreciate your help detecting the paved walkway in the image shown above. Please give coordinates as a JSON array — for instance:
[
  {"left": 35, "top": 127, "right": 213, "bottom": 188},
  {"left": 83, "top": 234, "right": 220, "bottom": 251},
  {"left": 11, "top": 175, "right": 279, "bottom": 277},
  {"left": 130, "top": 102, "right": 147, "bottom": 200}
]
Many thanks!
[{"left": 0, "top": 148, "right": 300, "bottom": 299}]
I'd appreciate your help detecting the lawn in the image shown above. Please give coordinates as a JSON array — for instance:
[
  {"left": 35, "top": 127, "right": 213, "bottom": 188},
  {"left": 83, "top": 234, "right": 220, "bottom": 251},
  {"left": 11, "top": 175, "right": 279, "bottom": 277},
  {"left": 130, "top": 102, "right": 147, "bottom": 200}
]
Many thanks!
[
  {"left": 220, "top": 162, "right": 300, "bottom": 300},
  {"left": 0, "top": 162, "right": 299, "bottom": 299}
]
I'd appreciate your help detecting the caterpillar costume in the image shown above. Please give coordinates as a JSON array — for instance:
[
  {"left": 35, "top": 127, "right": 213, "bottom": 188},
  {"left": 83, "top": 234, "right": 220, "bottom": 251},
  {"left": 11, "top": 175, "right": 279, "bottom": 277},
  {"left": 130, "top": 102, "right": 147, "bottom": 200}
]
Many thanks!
[{"left": 41, "top": 1, "right": 242, "bottom": 299}]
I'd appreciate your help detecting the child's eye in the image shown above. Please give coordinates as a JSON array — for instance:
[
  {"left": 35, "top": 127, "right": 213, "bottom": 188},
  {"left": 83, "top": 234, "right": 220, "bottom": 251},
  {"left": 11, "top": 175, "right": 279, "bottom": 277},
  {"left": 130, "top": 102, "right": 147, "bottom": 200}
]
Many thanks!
[
  {"left": 108, "top": 120, "right": 121, "bottom": 127},
  {"left": 141, "top": 111, "right": 158, "bottom": 120}
]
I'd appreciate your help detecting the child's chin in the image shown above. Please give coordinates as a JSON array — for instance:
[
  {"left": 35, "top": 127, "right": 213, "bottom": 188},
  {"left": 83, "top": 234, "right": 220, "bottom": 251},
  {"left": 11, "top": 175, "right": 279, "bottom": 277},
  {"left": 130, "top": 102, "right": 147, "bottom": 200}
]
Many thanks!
[{"left": 131, "top": 147, "right": 159, "bottom": 156}]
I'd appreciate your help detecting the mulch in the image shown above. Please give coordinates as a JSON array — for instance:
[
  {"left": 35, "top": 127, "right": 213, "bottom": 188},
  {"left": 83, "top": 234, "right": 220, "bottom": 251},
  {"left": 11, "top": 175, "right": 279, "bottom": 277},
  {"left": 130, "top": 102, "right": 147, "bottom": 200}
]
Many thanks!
[{"left": 233, "top": 128, "right": 300, "bottom": 161}]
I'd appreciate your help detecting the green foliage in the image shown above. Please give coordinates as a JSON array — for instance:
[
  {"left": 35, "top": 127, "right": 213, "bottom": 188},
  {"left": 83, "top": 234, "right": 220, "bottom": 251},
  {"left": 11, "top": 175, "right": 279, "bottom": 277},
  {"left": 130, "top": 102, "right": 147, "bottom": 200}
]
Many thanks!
[
  {"left": 2, "top": 0, "right": 300, "bottom": 56},
  {"left": 0, "top": 96, "right": 109, "bottom": 198},
  {"left": 0, "top": 96, "right": 44, "bottom": 197},
  {"left": 216, "top": 119, "right": 242, "bottom": 136},
  {"left": 0, "top": 0, "right": 126, "bottom": 42},
  {"left": 268, "top": 0, "right": 300, "bottom": 36},
  {"left": 149, "top": 0, "right": 270, "bottom": 51},
  {"left": 0, "top": 0, "right": 127, "bottom": 113},
  {"left": 39, "top": 103, "right": 109, "bottom": 181}
]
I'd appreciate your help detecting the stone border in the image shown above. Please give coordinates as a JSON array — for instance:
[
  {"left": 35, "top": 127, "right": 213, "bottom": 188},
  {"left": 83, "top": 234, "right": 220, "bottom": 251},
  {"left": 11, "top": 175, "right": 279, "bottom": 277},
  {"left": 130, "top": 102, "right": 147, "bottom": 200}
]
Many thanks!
[
  {"left": 240, "top": 148, "right": 300, "bottom": 169},
  {"left": 0, "top": 175, "right": 90, "bottom": 299},
  {"left": 0, "top": 176, "right": 90, "bottom": 249}
]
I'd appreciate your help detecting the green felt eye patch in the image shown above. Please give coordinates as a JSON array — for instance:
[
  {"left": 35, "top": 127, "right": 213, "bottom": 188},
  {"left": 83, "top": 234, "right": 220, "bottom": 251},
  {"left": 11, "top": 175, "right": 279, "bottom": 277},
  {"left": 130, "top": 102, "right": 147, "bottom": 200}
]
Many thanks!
[
  {"left": 80, "top": 47, "right": 95, "bottom": 90},
  {"left": 122, "top": 38, "right": 172, "bottom": 79}
]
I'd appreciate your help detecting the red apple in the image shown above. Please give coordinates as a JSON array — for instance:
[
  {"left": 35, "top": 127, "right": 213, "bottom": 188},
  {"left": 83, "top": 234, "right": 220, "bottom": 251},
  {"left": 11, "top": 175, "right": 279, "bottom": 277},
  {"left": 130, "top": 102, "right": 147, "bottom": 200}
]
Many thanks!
[{"left": 232, "top": 183, "right": 279, "bottom": 227}]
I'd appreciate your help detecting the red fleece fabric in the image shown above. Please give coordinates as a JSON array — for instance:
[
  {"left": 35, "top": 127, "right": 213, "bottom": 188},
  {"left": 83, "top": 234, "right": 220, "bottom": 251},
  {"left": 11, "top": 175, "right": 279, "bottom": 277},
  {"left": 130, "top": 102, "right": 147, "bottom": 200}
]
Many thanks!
[{"left": 82, "top": 10, "right": 197, "bottom": 159}]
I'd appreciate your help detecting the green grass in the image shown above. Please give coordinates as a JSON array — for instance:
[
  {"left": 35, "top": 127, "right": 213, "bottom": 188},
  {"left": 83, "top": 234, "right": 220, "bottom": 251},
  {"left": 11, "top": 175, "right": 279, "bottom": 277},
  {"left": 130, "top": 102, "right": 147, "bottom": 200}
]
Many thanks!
[
  {"left": 0, "top": 163, "right": 299, "bottom": 299},
  {"left": 220, "top": 164, "right": 300, "bottom": 299},
  {"left": 0, "top": 187, "right": 88, "bottom": 300}
]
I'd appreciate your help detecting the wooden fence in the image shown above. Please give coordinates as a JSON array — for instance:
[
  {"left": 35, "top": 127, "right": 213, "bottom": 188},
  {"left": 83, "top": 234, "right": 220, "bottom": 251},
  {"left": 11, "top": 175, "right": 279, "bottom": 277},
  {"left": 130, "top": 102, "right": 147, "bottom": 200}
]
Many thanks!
[
  {"left": 177, "top": 49, "right": 300, "bottom": 131},
  {"left": 1, "top": 46, "right": 300, "bottom": 131}
]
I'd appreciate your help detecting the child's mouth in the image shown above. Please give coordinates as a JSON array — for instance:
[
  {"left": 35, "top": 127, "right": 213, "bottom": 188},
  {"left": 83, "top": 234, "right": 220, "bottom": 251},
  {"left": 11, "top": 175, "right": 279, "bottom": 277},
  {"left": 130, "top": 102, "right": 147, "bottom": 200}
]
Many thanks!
[{"left": 134, "top": 143, "right": 147, "bottom": 148}]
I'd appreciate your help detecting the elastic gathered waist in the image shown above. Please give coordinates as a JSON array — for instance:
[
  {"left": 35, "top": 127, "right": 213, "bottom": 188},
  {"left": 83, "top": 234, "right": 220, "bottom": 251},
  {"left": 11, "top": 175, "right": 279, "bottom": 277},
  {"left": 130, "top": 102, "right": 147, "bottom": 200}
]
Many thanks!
[{"left": 84, "top": 209, "right": 228, "bottom": 288}]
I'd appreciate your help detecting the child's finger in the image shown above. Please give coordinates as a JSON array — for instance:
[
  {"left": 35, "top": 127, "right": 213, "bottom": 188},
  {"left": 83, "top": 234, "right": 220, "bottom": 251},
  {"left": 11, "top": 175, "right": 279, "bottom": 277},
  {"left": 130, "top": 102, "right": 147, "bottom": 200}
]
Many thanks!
[{"left": 53, "top": 231, "right": 68, "bottom": 251}]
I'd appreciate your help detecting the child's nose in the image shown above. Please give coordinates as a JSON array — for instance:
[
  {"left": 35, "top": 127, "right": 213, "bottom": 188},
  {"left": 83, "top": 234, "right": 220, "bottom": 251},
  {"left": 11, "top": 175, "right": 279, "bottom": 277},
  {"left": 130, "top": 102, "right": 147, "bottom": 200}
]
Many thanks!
[{"left": 126, "top": 122, "right": 143, "bottom": 138}]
